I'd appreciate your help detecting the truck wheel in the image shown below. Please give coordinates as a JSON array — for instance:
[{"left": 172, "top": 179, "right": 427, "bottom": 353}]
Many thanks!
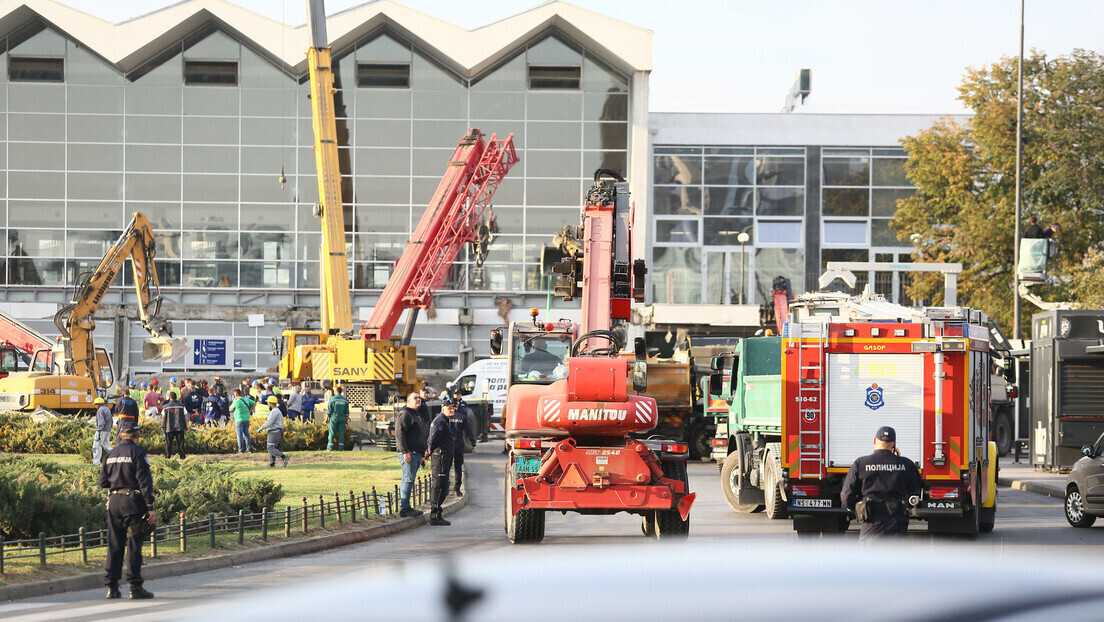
[
  {"left": 1066, "top": 485, "right": 1097, "bottom": 528},
  {"left": 720, "top": 452, "right": 763, "bottom": 513},
  {"left": 641, "top": 513, "right": 656, "bottom": 537},
  {"left": 763, "top": 455, "right": 787, "bottom": 520},
  {"left": 655, "top": 460, "right": 690, "bottom": 539},
  {"left": 688, "top": 423, "right": 711, "bottom": 460},
  {"left": 993, "top": 409, "right": 1013, "bottom": 457},
  {"left": 979, "top": 506, "right": 996, "bottom": 533},
  {"left": 504, "top": 464, "right": 545, "bottom": 543}
]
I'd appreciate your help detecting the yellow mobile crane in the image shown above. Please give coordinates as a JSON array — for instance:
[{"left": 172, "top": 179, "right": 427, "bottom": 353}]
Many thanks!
[{"left": 0, "top": 212, "right": 186, "bottom": 414}]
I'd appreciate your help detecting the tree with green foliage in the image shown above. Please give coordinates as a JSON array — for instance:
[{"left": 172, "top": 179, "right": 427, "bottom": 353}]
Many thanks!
[{"left": 894, "top": 49, "right": 1104, "bottom": 332}]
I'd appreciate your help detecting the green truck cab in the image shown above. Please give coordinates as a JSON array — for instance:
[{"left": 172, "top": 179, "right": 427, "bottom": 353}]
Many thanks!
[{"left": 708, "top": 335, "right": 788, "bottom": 518}]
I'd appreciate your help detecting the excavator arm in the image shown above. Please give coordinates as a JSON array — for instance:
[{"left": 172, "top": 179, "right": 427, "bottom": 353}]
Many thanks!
[{"left": 54, "top": 211, "right": 185, "bottom": 389}]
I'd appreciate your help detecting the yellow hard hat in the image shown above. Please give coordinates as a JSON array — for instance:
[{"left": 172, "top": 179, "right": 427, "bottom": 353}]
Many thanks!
[
  {"left": 93, "top": 397, "right": 105, "bottom": 404},
  {"left": 267, "top": 395, "right": 279, "bottom": 404}
]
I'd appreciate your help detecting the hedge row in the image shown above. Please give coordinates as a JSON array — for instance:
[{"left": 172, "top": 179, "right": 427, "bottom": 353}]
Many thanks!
[{"left": 0, "top": 455, "right": 282, "bottom": 540}]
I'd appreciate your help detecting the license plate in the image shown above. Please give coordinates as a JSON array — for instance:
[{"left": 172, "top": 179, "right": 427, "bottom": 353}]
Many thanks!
[
  {"left": 793, "top": 498, "right": 832, "bottom": 508},
  {"left": 515, "top": 456, "right": 541, "bottom": 474}
]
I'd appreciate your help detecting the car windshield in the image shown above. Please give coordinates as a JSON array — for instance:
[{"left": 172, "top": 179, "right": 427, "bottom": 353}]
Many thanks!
[{"left": 513, "top": 335, "right": 571, "bottom": 384}]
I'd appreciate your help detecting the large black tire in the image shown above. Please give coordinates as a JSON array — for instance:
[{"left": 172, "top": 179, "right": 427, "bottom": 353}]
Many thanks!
[
  {"left": 654, "top": 460, "right": 690, "bottom": 539},
  {"left": 720, "top": 451, "right": 763, "bottom": 513},
  {"left": 993, "top": 409, "right": 1013, "bottom": 457},
  {"left": 1066, "top": 485, "right": 1097, "bottom": 528},
  {"left": 504, "top": 464, "right": 545, "bottom": 543},
  {"left": 979, "top": 506, "right": 996, "bottom": 533},
  {"left": 688, "top": 422, "right": 712, "bottom": 460},
  {"left": 763, "top": 453, "right": 788, "bottom": 520}
]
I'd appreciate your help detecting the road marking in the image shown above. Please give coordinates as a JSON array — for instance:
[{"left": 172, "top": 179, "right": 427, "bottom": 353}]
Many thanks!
[{"left": 0, "top": 599, "right": 163, "bottom": 622}]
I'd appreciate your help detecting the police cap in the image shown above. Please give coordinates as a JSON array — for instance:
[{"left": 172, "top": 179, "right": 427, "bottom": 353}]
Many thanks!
[
  {"left": 875, "top": 426, "right": 896, "bottom": 442},
  {"left": 441, "top": 398, "right": 458, "bottom": 408}
]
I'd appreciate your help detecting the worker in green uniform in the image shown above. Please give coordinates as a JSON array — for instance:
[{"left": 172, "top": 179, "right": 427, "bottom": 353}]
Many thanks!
[{"left": 326, "top": 385, "right": 350, "bottom": 451}]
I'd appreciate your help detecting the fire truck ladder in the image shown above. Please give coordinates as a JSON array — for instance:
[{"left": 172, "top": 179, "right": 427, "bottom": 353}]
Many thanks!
[{"left": 794, "top": 322, "right": 827, "bottom": 478}]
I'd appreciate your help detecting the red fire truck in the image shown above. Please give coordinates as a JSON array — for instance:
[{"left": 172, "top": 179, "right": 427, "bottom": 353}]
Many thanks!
[{"left": 781, "top": 307, "right": 998, "bottom": 537}]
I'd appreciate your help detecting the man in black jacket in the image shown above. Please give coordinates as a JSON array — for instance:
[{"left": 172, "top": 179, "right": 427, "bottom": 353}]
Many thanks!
[
  {"left": 448, "top": 397, "right": 477, "bottom": 496},
  {"left": 160, "top": 391, "right": 188, "bottom": 459},
  {"left": 395, "top": 393, "right": 428, "bottom": 518},
  {"left": 425, "top": 399, "right": 457, "bottom": 526},
  {"left": 99, "top": 423, "right": 156, "bottom": 600},
  {"left": 841, "top": 426, "right": 922, "bottom": 542}
]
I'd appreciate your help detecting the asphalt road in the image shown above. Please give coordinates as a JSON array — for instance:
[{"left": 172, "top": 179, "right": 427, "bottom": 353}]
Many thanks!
[{"left": 1, "top": 451, "right": 1101, "bottom": 621}]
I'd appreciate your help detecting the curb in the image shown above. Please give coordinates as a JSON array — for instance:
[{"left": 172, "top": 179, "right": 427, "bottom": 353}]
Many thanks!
[
  {"left": 0, "top": 481, "right": 469, "bottom": 602},
  {"left": 997, "top": 477, "right": 1064, "bottom": 500}
]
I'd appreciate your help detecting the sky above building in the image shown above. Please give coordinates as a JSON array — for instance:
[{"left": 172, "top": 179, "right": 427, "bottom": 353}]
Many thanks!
[{"left": 71, "top": 0, "right": 1104, "bottom": 114}]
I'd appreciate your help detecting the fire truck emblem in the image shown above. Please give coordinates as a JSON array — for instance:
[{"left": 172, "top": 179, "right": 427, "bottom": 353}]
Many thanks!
[{"left": 864, "top": 383, "right": 884, "bottom": 410}]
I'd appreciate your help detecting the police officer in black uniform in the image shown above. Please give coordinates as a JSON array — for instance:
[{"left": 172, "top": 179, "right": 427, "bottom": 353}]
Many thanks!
[
  {"left": 841, "top": 426, "right": 921, "bottom": 542},
  {"left": 99, "top": 422, "right": 156, "bottom": 600},
  {"left": 425, "top": 399, "right": 457, "bottom": 526},
  {"left": 448, "top": 394, "right": 477, "bottom": 497}
]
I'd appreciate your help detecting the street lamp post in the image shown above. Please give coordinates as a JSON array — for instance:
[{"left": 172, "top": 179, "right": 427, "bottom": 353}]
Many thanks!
[{"left": 737, "top": 231, "right": 750, "bottom": 305}]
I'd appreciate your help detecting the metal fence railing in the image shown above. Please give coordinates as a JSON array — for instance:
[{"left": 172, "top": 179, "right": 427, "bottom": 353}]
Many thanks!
[{"left": 0, "top": 474, "right": 434, "bottom": 574}]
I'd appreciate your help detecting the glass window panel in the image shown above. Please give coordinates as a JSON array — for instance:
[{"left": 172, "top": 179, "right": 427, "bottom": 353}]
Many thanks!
[
  {"left": 9, "top": 258, "right": 64, "bottom": 286},
  {"left": 527, "top": 36, "right": 582, "bottom": 65},
  {"left": 583, "top": 91, "right": 627, "bottom": 122},
  {"left": 295, "top": 232, "right": 320, "bottom": 262},
  {"left": 703, "top": 186, "right": 753, "bottom": 216},
  {"left": 352, "top": 147, "right": 410, "bottom": 176},
  {"left": 353, "top": 119, "right": 410, "bottom": 148},
  {"left": 355, "top": 175, "right": 410, "bottom": 205},
  {"left": 757, "top": 187, "right": 804, "bottom": 216},
  {"left": 9, "top": 113, "right": 64, "bottom": 141},
  {"left": 754, "top": 247, "right": 803, "bottom": 305},
  {"left": 526, "top": 150, "right": 580, "bottom": 178},
  {"left": 128, "top": 48, "right": 183, "bottom": 86},
  {"left": 183, "top": 231, "right": 237, "bottom": 259},
  {"left": 68, "top": 114, "right": 123, "bottom": 143},
  {"left": 706, "top": 147, "right": 754, "bottom": 156},
  {"left": 240, "top": 117, "right": 295, "bottom": 147},
  {"left": 528, "top": 65, "right": 580, "bottom": 90},
  {"left": 125, "top": 86, "right": 182, "bottom": 115},
  {"left": 353, "top": 88, "right": 411, "bottom": 118},
  {"left": 182, "top": 174, "right": 237, "bottom": 202},
  {"left": 351, "top": 205, "right": 407, "bottom": 233},
  {"left": 872, "top": 158, "right": 909, "bottom": 187},
  {"left": 489, "top": 178, "right": 522, "bottom": 205},
  {"left": 871, "top": 218, "right": 905, "bottom": 247},
  {"left": 411, "top": 177, "right": 440, "bottom": 207},
  {"left": 757, "top": 220, "right": 803, "bottom": 245},
  {"left": 525, "top": 179, "right": 582, "bottom": 207},
  {"left": 183, "top": 145, "right": 239, "bottom": 173},
  {"left": 69, "top": 143, "right": 122, "bottom": 171},
  {"left": 356, "top": 33, "right": 411, "bottom": 63},
  {"left": 527, "top": 92, "right": 581, "bottom": 121},
  {"left": 355, "top": 232, "right": 405, "bottom": 262},
  {"left": 68, "top": 202, "right": 124, "bottom": 228},
  {"left": 704, "top": 156, "right": 754, "bottom": 185},
  {"left": 872, "top": 188, "right": 913, "bottom": 218},
  {"left": 240, "top": 232, "right": 291, "bottom": 260},
  {"left": 183, "top": 30, "right": 240, "bottom": 59},
  {"left": 651, "top": 247, "right": 701, "bottom": 304},
  {"left": 525, "top": 207, "right": 578, "bottom": 235},
  {"left": 128, "top": 205, "right": 182, "bottom": 238},
  {"left": 704, "top": 217, "right": 753, "bottom": 246},
  {"left": 470, "top": 91, "right": 524, "bottom": 120},
  {"left": 68, "top": 172, "right": 123, "bottom": 200},
  {"left": 239, "top": 47, "right": 286, "bottom": 89},
  {"left": 412, "top": 120, "right": 468, "bottom": 148},
  {"left": 126, "top": 115, "right": 181, "bottom": 144},
  {"left": 241, "top": 204, "right": 296, "bottom": 231},
  {"left": 487, "top": 206, "right": 521, "bottom": 234},
  {"left": 11, "top": 27, "right": 66, "bottom": 56},
  {"left": 823, "top": 188, "right": 869, "bottom": 217},
  {"left": 527, "top": 122, "right": 581, "bottom": 150},
  {"left": 654, "top": 154, "right": 701, "bottom": 185},
  {"left": 184, "top": 204, "right": 237, "bottom": 230},
  {"left": 821, "top": 248, "right": 869, "bottom": 293},
  {"left": 8, "top": 59, "right": 63, "bottom": 86},
  {"left": 66, "top": 85, "right": 123, "bottom": 113},
  {"left": 470, "top": 53, "right": 525, "bottom": 92},
  {"left": 823, "top": 220, "right": 868, "bottom": 246},
  {"left": 471, "top": 120, "right": 524, "bottom": 148},
  {"left": 756, "top": 156, "right": 804, "bottom": 186},
  {"left": 66, "top": 229, "right": 118, "bottom": 257},
  {"left": 581, "top": 57, "right": 627, "bottom": 93},
  {"left": 125, "top": 145, "right": 181, "bottom": 172},
  {"left": 654, "top": 186, "right": 701, "bottom": 216},
  {"left": 240, "top": 174, "right": 295, "bottom": 203},
  {"left": 412, "top": 149, "right": 453, "bottom": 176},
  {"left": 10, "top": 171, "right": 63, "bottom": 199},
  {"left": 656, "top": 219, "right": 699, "bottom": 244},
  {"left": 9, "top": 228, "right": 63, "bottom": 257},
  {"left": 823, "top": 148, "right": 870, "bottom": 156},
  {"left": 583, "top": 122, "right": 626, "bottom": 150},
  {"left": 126, "top": 174, "right": 182, "bottom": 202},
  {"left": 412, "top": 90, "right": 466, "bottom": 119},
  {"left": 823, "top": 156, "right": 869, "bottom": 186},
  {"left": 183, "top": 84, "right": 239, "bottom": 114},
  {"left": 357, "top": 63, "right": 409, "bottom": 88},
  {"left": 582, "top": 151, "right": 626, "bottom": 179},
  {"left": 411, "top": 52, "right": 464, "bottom": 91},
  {"left": 183, "top": 260, "right": 237, "bottom": 287},
  {"left": 9, "top": 201, "right": 63, "bottom": 227},
  {"left": 239, "top": 260, "right": 293, "bottom": 288},
  {"left": 183, "top": 116, "right": 238, "bottom": 145},
  {"left": 9, "top": 141, "right": 64, "bottom": 170},
  {"left": 240, "top": 146, "right": 288, "bottom": 175},
  {"left": 240, "top": 87, "right": 298, "bottom": 118}
]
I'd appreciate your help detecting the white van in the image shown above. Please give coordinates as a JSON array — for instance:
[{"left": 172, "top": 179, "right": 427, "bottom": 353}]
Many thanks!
[{"left": 448, "top": 357, "right": 508, "bottom": 437}]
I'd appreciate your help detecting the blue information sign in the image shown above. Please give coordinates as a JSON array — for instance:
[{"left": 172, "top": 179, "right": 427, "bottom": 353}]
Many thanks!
[{"left": 193, "top": 339, "right": 227, "bottom": 367}]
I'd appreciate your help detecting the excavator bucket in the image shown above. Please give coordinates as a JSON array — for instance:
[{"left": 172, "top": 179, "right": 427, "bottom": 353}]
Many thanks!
[{"left": 142, "top": 337, "right": 189, "bottom": 363}]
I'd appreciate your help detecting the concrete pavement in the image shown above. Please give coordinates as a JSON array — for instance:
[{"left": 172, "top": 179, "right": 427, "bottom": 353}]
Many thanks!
[{"left": 997, "top": 459, "right": 1066, "bottom": 499}]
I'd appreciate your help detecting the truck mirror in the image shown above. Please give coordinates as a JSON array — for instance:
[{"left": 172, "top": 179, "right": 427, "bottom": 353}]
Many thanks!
[
  {"left": 711, "top": 355, "right": 723, "bottom": 371},
  {"left": 271, "top": 336, "right": 282, "bottom": 357},
  {"left": 708, "top": 372, "right": 722, "bottom": 396},
  {"left": 490, "top": 328, "right": 503, "bottom": 355},
  {"left": 634, "top": 336, "right": 646, "bottom": 360},
  {"left": 632, "top": 360, "right": 648, "bottom": 393}
]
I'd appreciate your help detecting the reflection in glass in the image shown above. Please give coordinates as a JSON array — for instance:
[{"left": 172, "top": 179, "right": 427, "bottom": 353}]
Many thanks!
[
  {"left": 756, "top": 187, "right": 804, "bottom": 216},
  {"left": 821, "top": 248, "right": 867, "bottom": 293},
  {"left": 704, "top": 156, "right": 754, "bottom": 185},
  {"left": 871, "top": 188, "right": 912, "bottom": 217},
  {"left": 757, "top": 220, "right": 802, "bottom": 245},
  {"left": 654, "top": 186, "right": 702, "bottom": 216},
  {"left": 754, "top": 247, "right": 803, "bottom": 305},
  {"left": 823, "top": 221, "right": 868, "bottom": 246},
  {"left": 871, "top": 158, "right": 908, "bottom": 186},
  {"left": 654, "top": 154, "right": 701, "bottom": 185},
  {"left": 9, "top": 257, "right": 64, "bottom": 286},
  {"left": 656, "top": 220, "right": 699, "bottom": 244},
  {"left": 240, "top": 232, "right": 291, "bottom": 261},
  {"left": 704, "top": 217, "right": 752, "bottom": 246},
  {"left": 183, "top": 260, "right": 237, "bottom": 287},
  {"left": 823, "top": 156, "right": 869, "bottom": 186},
  {"left": 822, "top": 188, "right": 869, "bottom": 217},
  {"left": 756, "top": 157, "right": 804, "bottom": 186},
  {"left": 652, "top": 247, "right": 701, "bottom": 304},
  {"left": 239, "top": 261, "right": 292, "bottom": 288},
  {"left": 871, "top": 218, "right": 904, "bottom": 247},
  {"left": 183, "top": 231, "right": 238, "bottom": 259},
  {"left": 582, "top": 151, "right": 626, "bottom": 179},
  {"left": 703, "top": 186, "right": 753, "bottom": 216}
]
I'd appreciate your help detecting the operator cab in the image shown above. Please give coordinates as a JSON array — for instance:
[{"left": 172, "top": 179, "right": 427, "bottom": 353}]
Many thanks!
[{"left": 513, "top": 333, "right": 571, "bottom": 383}]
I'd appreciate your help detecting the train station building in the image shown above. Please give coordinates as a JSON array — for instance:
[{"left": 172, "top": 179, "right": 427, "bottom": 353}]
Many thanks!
[{"left": 0, "top": 0, "right": 963, "bottom": 377}]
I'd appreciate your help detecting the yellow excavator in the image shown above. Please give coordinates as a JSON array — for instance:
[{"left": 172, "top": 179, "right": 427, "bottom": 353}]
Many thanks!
[{"left": 0, "top": 212, "right": 187, "bottom": 415}]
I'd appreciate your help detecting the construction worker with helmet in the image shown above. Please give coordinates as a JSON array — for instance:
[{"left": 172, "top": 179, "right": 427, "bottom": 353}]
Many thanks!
[{"left": 92, "top": 396, "right": 113, "bottom": 466}]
